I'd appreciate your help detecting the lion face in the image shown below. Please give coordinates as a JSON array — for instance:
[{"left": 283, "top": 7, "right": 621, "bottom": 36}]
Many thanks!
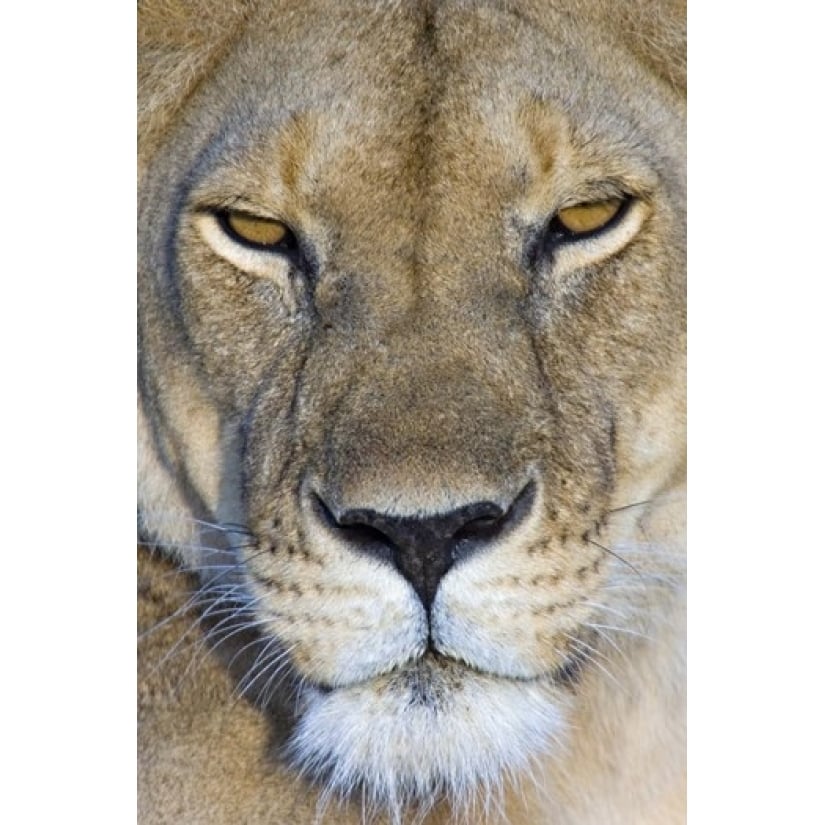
[{"left": 139, "top": 0, "right": 685, "bottom": 814}]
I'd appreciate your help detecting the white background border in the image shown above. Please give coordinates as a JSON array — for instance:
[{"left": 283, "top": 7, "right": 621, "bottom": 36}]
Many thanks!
[{"left": 3, "top": 1, "right": 824, "bottom": 821}]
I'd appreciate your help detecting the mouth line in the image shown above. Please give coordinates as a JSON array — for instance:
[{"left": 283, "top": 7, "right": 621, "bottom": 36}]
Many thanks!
[{"left": 306, "top": 648, "right": 581, "bottom": 695}]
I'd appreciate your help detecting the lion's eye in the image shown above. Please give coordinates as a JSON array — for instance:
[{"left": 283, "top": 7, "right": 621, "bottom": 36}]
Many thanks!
[
  {"left": 218, "top": 210, "right": 296, "bottom": 251},
  {"left": 554, "top": 198, "right": 624, "bottom": 236},
  {"left": 533, "top": 195, "right": 640, "bottom": 270}
]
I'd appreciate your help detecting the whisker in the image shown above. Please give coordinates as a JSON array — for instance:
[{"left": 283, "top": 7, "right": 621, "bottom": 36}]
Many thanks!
[
  {"left": 177, "top": 616, "right": 276, "bottom": 693},
  {"left": 606, "top": 498, "right": 653, "bottom": 515},
  {"left": 140, "top": 539, "right": 258, "bottom": 556},
  {"left": 138, "top": 581, "right": 248, "bottom": 641},
  {"left": 199, "top": 519, "right": 253, "bottom": 535},
  {"left": 259, "top": 669, "right": 298, "bottom": 716},
  {"left": 138, "top": 595, "right": 200, "bottom": 641},
  {"left": 232, "top": 638, "right": 302, "bottom": 711},
  {"left": 600, "top": 579, "right": 679, "bottom": 594},
  {"left": 587, "top": 538, "right": 644, "bottom": 580},
  {"left": 150, "top": 586, "right": 254, "bottom": 669},
  {"left": 233, "top": 641, "right": 295, "bottom": 704},
  {"left": 582, "top": 622, "right": 636, "bottom": 672},
  {"left": 606, "top": 489, "right": 685, "bottom": 517},
  {"left": 166, "top": 592, "right": 273, "bottom": 683},
  {"left": 139, "top": 511, "right": 253, "bottom": 537},
  {"left": 260, "top": 649, "right": 308, "bottom": 712},
  {"left": 579, "top": 599, "right": 629, "bottom": 620},
  {"left": 564, "top": 635, "right": 622, "bottom": 690},
  {"left": 612, "top": 544, "right": 685, "bottom": 558},
  {"left": 148, "top": 563, "right": 247, "bottom": 585},
  {"left": 198, "top": 592, "right": 270, "bottom": 638},
  {"left": 221, "top": 621, "right": 280, "bottom": 673},
  {"left": 584, "top": 622, "right": 652, "bottom": 642},
  {"left": 564, "top": 632, "right": 609, "bottom": 663}
]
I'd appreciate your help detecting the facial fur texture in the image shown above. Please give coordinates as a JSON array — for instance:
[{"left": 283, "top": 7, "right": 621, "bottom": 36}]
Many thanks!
[{"left": 138, "top": 1, "right": 686, "bottom": 823}]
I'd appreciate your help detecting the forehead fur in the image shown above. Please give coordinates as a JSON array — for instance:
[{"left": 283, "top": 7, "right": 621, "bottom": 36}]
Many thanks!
[{"left": 138, "top": 0, "right": 685, "bottom": 167}]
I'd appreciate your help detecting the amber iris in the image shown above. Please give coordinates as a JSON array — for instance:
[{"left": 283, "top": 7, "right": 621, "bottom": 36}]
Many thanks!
[
  {"left": 224, "top": 211, "right": 291, "bottom": 248},
  {"left": 556, "top": 198, "right": 623, "bottom": 235}
]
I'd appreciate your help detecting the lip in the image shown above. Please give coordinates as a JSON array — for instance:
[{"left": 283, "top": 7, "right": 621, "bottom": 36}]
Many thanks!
[{"left": 305, "top": 646, "right": 583, "bottom": 696}]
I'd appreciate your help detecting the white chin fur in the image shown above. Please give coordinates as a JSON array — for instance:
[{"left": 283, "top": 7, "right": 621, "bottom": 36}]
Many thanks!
[{"left": 287, "top": 660, "right": 567, "bottom": 821}]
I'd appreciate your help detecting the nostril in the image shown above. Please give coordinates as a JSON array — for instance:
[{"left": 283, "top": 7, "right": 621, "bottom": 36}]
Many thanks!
[
  {"left": 452, "top": 482, "right": 535, "bottom": 552},
  {"left": 452, "top": 512, "right": 504, "bottom": 544},
  {"left": 311, "top": 493, "right": 398, "bottom": 563}
]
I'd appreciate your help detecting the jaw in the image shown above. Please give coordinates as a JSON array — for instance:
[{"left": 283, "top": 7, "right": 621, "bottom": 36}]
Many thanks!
[{"left": 285, "top": 655, "right": 570, "bottom": 818}]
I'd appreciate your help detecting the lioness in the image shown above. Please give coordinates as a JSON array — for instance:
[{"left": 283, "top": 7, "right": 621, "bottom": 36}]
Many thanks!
[{"left": 138, "top": 1, "right": 686, "bottom": 823}]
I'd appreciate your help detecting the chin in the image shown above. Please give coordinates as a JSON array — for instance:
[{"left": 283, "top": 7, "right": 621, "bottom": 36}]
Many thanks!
[{"left": 285, "top": 654, "right": 569, "bottom": 820}]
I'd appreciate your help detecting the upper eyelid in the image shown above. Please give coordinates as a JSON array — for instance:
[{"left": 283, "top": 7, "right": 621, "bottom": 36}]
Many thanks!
[
  {"left": 221, "top": 210, "right": 284, "bottom": 229},
  {"left": 556, "top": 189, "right": 634, "bottom": 213},
  {"left": 554, "top": 171, "right": 655, "bottom": 207},
  {"left": 216, "top": 209, "right": 291, "bottom": 230},
  {"left": 190, "top": 195, "right": 288, "bottom": 222},
  {"left": 554, "top": 197, "right": 628, "bottom": 225}
]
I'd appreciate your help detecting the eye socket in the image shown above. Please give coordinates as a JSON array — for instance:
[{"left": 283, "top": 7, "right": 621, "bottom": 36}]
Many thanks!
[{"left": 217, "top": 210, "right": 297, "bottom": 252}]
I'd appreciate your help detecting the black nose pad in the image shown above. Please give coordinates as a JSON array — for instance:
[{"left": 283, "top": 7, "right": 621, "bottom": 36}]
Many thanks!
[{"left": 313, "top": 483, "right": 535, "bottom": 611}]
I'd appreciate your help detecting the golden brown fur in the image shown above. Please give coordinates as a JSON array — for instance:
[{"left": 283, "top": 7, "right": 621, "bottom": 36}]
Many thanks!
[{"left": 138, "top": 1, "right": 685, "bottom": 822}]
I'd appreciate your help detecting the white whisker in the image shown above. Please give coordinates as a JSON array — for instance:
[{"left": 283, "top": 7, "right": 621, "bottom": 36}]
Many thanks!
[{"left": 584, "top": 622, "right": 653, "bottom": 642}]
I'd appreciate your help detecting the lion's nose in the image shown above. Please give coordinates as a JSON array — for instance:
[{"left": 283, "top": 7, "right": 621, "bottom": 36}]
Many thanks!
[{"left": 312, "top": 483, "right": 536, "bottom": 611}]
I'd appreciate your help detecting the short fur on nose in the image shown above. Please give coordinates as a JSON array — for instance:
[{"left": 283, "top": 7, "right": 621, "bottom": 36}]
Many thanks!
[{"left": 314, "top": 483, "right": 535, "bottom": 610}]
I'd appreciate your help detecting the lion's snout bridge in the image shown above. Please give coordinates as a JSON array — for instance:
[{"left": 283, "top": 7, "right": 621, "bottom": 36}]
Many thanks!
[{"left": 310, "top": 482, "right": 536, "bottom": 609}]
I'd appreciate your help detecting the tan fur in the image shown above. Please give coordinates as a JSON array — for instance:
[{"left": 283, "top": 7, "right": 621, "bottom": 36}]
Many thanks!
[{"left": 138, "top": 1, "right": 685, "bottom": 822}]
